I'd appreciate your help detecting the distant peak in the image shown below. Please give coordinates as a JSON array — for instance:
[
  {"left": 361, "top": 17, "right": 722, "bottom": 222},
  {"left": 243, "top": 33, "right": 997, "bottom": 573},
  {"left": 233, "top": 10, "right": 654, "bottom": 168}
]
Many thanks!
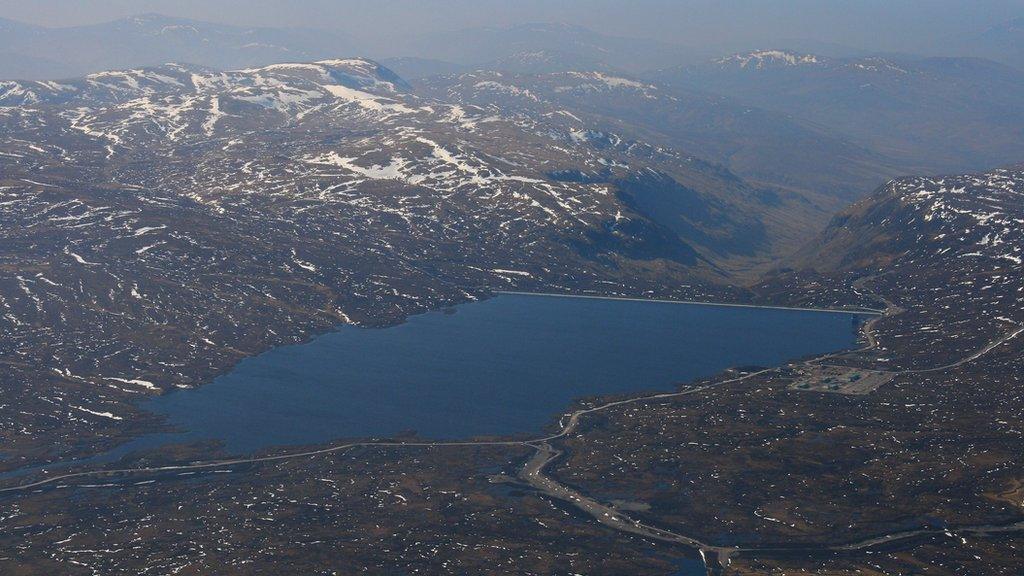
[
  {"left": 241, "top": 57, "right": 378, "bottom": 74},
  {"left": 716, "top": 50, "right": 821, "bottom": 69},
  {"left": 848, "top": 56, "right": 908, "bottom": 74},
  {"left": 122, "top": 13, "right": 191, "bottom": 25},
  {"left": 510, "top": 22, "right": 588, "bottom": 33},
  {"left": 314, "top": 57, "right": 378, "bottom": 69},
  {"left": 239, "top": 58, "right": 410, "bottom": 92}
]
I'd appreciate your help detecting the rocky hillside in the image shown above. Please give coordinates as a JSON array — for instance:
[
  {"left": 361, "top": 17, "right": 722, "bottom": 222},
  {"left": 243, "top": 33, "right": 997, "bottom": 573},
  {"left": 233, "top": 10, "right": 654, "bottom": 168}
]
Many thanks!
[
  {"left": 761, "top": 166, "right": 1023, "bottom": 369},
  {"left": 795, "top": 167, "right": 1023, "bottom": 274},
  {"left": 1, "top": 57, "right": 772, "bottom": 468},
  {"left": 421, "top": 69, "right": 906, "bottom": 259}
]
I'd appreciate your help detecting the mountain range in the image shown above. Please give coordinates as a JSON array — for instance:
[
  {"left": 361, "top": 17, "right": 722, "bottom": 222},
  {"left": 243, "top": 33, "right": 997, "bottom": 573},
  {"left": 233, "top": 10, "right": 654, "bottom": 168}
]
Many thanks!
[
  {"left": 654, "top": 50, "right": 1024, "bottom": 176},
  {"left": 0, "top": 14, "right": 356, "bottom": 79},
  {"left": 949, "top": 16, "right": 1024, "bottom": 69},
  {"left": 2, "top": 11, "right": 1024, "bottom": 571},
  {"left": 1, "top": 57, "right": 792, "bottom": 460},
  {"left": 420, "top": 69, "right": 904, "bottom": 231}
]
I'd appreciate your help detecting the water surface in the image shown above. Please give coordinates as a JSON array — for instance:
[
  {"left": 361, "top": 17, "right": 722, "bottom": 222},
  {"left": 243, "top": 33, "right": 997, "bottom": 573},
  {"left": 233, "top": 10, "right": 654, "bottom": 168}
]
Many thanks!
[{"left": 129, "top": 294, "right": 862, "bottom": 453}]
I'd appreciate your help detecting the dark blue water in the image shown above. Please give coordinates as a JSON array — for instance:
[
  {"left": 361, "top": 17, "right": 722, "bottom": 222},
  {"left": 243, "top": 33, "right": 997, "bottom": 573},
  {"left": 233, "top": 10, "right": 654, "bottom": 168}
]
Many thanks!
[
  {"left": 1, "top": 295, "right": 863, "bottom": 480},
  {"left": 131, "top": 294, "right": 861, "bottom": 452}
]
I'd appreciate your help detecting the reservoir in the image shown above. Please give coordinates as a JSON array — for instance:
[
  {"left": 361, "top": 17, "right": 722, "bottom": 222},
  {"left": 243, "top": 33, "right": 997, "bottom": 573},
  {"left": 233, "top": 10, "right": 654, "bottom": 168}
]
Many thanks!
[{"left": 122, "top": 293, "right": 864, "bottom": 454}]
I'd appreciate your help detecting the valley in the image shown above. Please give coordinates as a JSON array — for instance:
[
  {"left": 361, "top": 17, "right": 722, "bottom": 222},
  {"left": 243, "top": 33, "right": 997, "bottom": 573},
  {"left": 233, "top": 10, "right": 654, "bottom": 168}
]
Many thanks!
[
  {"left": 1, "top": 57, "right": 762, "bottom": 471},
  {"left": 0, "top": 27, "right": 1022, "bottom": 575}
]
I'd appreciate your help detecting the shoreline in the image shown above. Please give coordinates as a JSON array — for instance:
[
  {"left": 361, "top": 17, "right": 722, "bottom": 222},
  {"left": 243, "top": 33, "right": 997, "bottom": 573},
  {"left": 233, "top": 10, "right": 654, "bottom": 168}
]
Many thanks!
[
  {"left": 496, "top": 290, "right": 883, "bottom": 315},
  {"left": 0, "top": 288, "right": 876, "bottom": 483}
]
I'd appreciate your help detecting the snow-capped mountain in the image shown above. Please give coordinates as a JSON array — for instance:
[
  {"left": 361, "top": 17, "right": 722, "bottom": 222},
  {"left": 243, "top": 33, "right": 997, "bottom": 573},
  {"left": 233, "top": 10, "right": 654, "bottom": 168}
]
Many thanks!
[
  {"left": 791, "top": 166, "right": 1024, "bottom": 326},
  {"left": 708, "top": 50, "right": 921, "bottom": 73},
  {"left": 1, "top": 58, "right": 775, "bottom": 458},
  {"left": 422, "top": 69, "right": 902, "bottom": 215},
  {"left": 0, "top": 59, "right": 749, "bottom": 255},
  {"left": 755, "top": 166, "right": 1024, "bottom": 371},
  {"left": 793, "top": 168, "right": 1024, "bottom": 275},
  {"left": 713, "top": 50, "right": 822, "bottom": 69}
]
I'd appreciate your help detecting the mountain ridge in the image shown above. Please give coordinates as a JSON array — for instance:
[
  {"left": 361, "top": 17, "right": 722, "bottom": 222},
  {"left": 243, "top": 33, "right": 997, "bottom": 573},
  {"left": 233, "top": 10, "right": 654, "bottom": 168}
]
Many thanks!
[
  {"left": 653, "top": 51, "right": 1024, "bottom": 175},
  {"left": 0, "top": 13, "right": 358, "bottom": 80}
]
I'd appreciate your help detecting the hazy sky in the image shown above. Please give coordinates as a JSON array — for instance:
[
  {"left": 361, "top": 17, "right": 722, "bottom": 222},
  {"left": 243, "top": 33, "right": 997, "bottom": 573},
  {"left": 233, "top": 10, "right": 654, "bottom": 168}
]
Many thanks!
[{"left": 1, "top": 0, "right": 1021, "bottom": 53}]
